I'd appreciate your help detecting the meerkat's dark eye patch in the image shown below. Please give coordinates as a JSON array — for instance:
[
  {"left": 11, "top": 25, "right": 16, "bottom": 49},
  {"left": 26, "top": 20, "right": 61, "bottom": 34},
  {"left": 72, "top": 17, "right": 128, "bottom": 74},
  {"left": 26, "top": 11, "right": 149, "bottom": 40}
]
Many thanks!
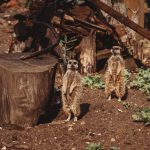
[
  {"left": 73, "top": 62, "right": 77, "bottom": 65},
  {"left": 68, "top": 61, "right": 72, "bottom": 64}
]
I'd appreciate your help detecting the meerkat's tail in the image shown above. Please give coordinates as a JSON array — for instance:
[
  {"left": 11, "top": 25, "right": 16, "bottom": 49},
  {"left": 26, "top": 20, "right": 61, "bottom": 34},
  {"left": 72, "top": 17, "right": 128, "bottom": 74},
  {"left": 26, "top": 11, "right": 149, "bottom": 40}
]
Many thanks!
[{"left": 115, "top": 77, "right": 126, "bottom": 101}]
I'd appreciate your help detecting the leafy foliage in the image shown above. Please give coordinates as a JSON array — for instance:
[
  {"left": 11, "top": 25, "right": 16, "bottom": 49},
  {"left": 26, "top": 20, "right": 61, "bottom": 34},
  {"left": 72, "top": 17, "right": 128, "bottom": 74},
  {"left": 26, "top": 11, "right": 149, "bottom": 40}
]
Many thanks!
[
  {"left": 124, "top": 69, "right": 131, "bottom": 84},
  {"left": 131, "top": 68, "right": 150, "bottom": 99},
  {"left": 59, "top": 34, "right": 78, "bottom": 62},
  {"left": 82, "top": 75, "right": 105, "bottom": 89},
  {"left": 122, "top": 102, "right": 131, "bottom": 109},
  {"left": 86, "top": 143, "right": 103, "bottom": 150},
  {"left": 132, "top": 108, "right": 150, "bottom": 126}
]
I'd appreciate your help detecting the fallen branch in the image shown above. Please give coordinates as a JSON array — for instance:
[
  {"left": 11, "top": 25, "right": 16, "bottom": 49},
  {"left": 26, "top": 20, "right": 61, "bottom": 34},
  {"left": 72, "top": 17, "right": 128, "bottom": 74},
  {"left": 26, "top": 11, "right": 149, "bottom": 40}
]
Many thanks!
[
  {"left": 96, "top": 49, "right": 111, "bottom": 60},
  {"left": 64, "top": 14, "right": 107, "bottom": 33}
]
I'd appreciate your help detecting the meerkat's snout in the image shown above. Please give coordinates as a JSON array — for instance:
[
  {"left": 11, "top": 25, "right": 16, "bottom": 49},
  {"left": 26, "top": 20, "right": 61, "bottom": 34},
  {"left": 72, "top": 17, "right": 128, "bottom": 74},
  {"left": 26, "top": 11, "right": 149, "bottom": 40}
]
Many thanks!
[{"left": 111, "top": 46, "right": 122, "bottom": 55}]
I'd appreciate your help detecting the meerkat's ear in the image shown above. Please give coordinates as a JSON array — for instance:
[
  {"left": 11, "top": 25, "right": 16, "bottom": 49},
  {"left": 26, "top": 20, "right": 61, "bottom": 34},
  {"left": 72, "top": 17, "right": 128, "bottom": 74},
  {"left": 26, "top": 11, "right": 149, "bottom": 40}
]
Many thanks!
[
  {"left": 116, "top": 48, "right": 121, "bottom": 54},
  {"left": 110, "top": 48, "right": 114, "bottom": 54}
]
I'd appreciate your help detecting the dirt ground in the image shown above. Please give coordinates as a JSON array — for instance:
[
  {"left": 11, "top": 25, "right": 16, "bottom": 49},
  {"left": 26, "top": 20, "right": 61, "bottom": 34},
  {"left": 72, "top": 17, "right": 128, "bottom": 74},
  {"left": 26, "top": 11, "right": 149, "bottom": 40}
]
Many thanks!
[{"left": 0, "top": 87, "right": 150, "bottom": 150}]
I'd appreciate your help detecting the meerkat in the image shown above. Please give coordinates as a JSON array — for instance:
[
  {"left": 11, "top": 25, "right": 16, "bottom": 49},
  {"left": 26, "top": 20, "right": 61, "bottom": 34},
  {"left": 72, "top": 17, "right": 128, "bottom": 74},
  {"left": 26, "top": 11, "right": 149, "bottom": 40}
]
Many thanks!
[
  {"left": 105, "top": 46, "right": 126, "bottom": 101},
  {"left": 62, "top": 59, "right": 82, "bottom": 121}
]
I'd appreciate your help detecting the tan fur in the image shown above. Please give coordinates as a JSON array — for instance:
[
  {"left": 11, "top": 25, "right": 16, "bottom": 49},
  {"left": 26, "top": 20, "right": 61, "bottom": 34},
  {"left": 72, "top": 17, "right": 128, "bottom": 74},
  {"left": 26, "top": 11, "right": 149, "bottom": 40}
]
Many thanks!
[
  {"left": 105, "top": 47, "right": 126, "bottom": 101},
  {"left": 137, "top": 39, "right": 150, "bottom": 64},
  {"left": 62, "top": 60, "right": 82, "bottom": 121}
]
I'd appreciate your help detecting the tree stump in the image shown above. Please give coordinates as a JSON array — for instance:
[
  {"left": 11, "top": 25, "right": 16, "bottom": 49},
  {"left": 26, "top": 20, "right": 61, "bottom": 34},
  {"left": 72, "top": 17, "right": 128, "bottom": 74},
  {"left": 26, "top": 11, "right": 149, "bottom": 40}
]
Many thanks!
[
  {"left": 0, "top": 53, "right": 57, "bottom": 127},
  {"left": 77, "top": 30, "right": 96, "bottom": 75}
]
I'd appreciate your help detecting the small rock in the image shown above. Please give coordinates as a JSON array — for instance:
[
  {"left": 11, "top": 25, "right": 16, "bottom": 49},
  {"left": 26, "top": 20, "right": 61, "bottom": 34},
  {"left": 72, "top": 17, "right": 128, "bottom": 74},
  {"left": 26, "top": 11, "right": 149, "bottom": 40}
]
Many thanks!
[
  {"left": 88, "top": 132, "right": 95, "bottom": 137},
  {"left": 118, "top": 109, "right": 123, "bottom": 112},
  {"left": 0, "top": 127, "right": 2, "bottom": 130},
  {"left": 68, "top": 127, "right": 73, "bottom": 131},
  {"left": 1, "top": 146, "right": 6, "bottom": 150},
  {"left": 71, "top": 148, "right": 76, "bottom": 150},
  {"left": 85, "top": 142, "right": 90, "bottom": 145},
  {"left": 111, "top": 138, "right": 116, "bottom": 142},
  {"left": 80, "top": 121, "right": 85, "bottom": 125},
  {"left": 68, "top": 124, "right": 73, "bottom": 127},
  {"left": 54, "top": 137, "right": 57, "bottom": 140}
]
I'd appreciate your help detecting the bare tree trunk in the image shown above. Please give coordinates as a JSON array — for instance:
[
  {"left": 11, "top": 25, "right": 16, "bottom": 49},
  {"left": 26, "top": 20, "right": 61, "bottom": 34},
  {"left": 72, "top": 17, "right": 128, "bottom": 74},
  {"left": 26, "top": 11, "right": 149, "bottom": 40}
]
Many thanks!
[{"left": 77, "top": 30, "right": 96, "bottom": 75}]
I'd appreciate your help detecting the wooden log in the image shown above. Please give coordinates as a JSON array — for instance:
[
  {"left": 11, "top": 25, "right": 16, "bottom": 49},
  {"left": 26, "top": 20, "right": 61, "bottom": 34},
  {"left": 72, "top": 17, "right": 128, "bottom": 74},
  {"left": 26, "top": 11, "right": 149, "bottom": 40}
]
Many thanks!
[
  {"left": 96, "top": 49, "right": 111, "bottom": 60},
  {"left": 64, "top": 14, "right": 107, "bottom": 32},
  {"left": 77, "top": 30, "right": 96, "bottom": 75},
  {"left": 69, "top": 5, "right": 93, "bottom": 20},
  {"left": 0, "top": 53, "right": 57, "bottom": 127},
  {"left": 89, "top": 0, "right": 150, "bottom": 40},
  {"left": 124, "top": 0, "right": 144, "bottom": 40},
  {"left": 51, "top": 16, "right": 61, "bottom": 26},
  {"left": 62, "top": 25, "right": 90, "bottom": 36},
  {"left": 124, "top": 0, "right": 144, "bottom": 27}
]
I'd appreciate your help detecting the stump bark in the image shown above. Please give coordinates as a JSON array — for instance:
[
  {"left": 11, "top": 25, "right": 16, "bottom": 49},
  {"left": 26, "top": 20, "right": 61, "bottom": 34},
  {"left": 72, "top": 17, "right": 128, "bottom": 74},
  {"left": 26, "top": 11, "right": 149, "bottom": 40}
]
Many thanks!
[
  {"left": 77, "top": 30, "right": 96, "bottom": 75},
  {"left": 0, "top": 53, "right": 57, "bottom": 127}
]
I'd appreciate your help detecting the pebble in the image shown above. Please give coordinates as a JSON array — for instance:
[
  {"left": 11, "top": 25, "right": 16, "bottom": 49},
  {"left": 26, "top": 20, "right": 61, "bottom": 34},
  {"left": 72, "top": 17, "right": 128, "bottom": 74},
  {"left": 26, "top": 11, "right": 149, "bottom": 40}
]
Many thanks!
[
  {"left": 118, "top": 109, "right": 123, "bottom": 112},
  {"left": 68, "top": 127, "right": 73, "bottom": 131},
  {"left": 80, "top": 121, "right": 85, "bottom": 125},
  {"left": 85, "top": 142, "right": 90, "bottom": 145},
  {"left": 111, "top": 138, "right": 116, "bottom": 142},
  {"left": 1, "top": 146, "right": 6, "bottom": 150}
]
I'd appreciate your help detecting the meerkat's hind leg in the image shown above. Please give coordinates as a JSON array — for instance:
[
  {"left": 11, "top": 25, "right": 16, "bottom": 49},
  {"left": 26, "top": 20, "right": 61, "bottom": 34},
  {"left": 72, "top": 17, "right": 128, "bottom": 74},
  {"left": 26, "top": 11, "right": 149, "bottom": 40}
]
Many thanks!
[
  {"left": 63, "top": 104, "right": 72, "bottom": 121},
  {"left": 72, "top": 101, "right": 80, "bottom": 122},
  {"left": 66, "top": 112, "right": 71, "bottom": 121},
  {"left": 74, "top": 116, "right": 78, "bottom": 122}
]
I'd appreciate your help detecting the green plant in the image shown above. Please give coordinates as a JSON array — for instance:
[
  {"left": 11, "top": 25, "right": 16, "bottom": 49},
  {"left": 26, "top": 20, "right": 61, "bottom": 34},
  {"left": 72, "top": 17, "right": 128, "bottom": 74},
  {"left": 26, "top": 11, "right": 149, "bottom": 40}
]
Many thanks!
[
  {"left": 124, "top": 69, "right": 131, "bottom": 84},
  {"left": 86, "top": 143, "right": 103, "bottom": 150},
  {"left": 82, "top": 75, "right": 105, "bottom": 89},
  {"left": 122, "top": 102, "right": 131, "bottom": 109},
  {"left": 132, "top": 108, "right": 150, "bottom": 126},
  {"left": 131, "top": 68, "right": 150, "bottom": 99},
  {"left": 59, "top": 34, "right": 77, "bottom": 63}
]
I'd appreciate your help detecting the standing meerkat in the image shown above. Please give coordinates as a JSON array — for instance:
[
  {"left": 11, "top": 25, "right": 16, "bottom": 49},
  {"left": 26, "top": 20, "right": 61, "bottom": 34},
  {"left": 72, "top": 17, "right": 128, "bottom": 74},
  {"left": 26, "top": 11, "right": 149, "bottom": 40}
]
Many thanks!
[
  {"left": 62, "top": 59, "right": 82, "bottom": 121},
  {"left": 105, "top": 46, "right": 126, "bottom": 101}
]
